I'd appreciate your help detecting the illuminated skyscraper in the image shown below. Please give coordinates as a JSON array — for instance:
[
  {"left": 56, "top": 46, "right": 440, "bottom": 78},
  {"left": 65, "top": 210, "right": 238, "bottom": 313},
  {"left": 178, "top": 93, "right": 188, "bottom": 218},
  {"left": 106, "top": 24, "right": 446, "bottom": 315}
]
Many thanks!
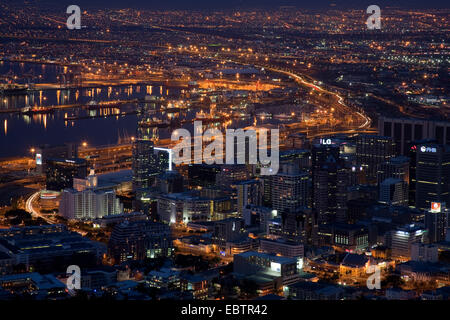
[
  {"left": 425, "top": 203, "right": 448, "bottom": 243},
  {"left": 415, "top": 144, "right": 450, "bottom": 210},
  {"left": 391, "top": 224, "right": 427, "bottom": 261},
  {"left": 132, "top": 138, "right": 157, "bottom": 196},
  {"left": 356, "top": 135, "right": 395, "bottom": 184}
]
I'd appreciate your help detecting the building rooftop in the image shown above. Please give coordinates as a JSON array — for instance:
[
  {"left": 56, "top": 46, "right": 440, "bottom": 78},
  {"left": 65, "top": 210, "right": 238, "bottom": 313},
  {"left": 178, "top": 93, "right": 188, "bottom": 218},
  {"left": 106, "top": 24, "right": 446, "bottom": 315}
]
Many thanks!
[
  {"left": 341, "top": 253, "right": 369, "bottom": 268},
  {"left": 236, "top": 251, "right": 297, "bottom": 265},
  {"left": 0, "top": 273, "right": 65, "bottom": 290}
]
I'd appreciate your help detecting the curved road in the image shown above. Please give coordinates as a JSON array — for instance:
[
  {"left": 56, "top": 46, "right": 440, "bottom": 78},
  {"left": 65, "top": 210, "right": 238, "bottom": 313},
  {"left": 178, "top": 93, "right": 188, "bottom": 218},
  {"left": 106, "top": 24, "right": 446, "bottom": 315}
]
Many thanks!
[{"left": 25, "top": 191, "right": 55, "bottom": 224}]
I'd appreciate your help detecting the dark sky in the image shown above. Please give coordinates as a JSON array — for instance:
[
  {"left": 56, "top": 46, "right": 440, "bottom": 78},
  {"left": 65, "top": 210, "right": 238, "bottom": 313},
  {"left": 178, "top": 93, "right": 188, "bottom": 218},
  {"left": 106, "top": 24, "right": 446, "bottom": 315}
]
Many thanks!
[{"left": 24, "top": 0, "right": 450, "bottom": 10}]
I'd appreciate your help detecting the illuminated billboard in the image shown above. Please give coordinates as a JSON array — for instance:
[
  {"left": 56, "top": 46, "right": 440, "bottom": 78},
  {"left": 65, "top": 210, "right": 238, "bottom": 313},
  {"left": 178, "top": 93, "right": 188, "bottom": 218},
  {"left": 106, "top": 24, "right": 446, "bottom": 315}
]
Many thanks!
[
  {"left": 270, "top": 262, "right": 281, "bottom": 273},
  {"left": 431, "top": 202, "right": 441, "bottom": 213},
  {"left": 36, "top": 153, "right": 42, "bottom": 165}
]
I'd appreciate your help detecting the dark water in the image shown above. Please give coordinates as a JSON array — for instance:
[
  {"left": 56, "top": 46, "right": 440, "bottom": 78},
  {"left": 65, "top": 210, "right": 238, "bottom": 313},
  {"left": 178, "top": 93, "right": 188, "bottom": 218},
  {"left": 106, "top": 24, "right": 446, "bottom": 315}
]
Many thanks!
[
  {"left": 0, "top": 61, "right": 299, "bottom": 158},
  {"left": 0, "top": 61, "right": 177, "bottom": 157}
]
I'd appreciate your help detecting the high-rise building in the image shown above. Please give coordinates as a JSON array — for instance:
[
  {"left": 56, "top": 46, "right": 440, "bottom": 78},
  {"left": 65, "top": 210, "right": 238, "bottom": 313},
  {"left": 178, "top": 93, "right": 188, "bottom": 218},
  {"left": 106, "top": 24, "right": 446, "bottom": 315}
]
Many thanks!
[
  {"left": 270, "top": 163, "right": 309, "bottom": 214},
  {"left": 415, "top": 144, "right": 450, "bottom": 211},
  {"left": 425, "top": 203, "right": 449, "bottom": 243},
  {"left": 378, "top": 116, "right": 450, "bottom": 155},
  {"left": 279, "top": 149, "right": 311, "bottom": 171},
  {"left": 379, "top": 178, "right": 408, "bottom": 207},
  {"left": 236, "top": 180, "right": 263, "bottom": 215},
  {"left": 132, "top": 138, "right": 157, "bottom": 197},
  {"left": 108, "top": 220, "right": 172, "bottom": 264},
  {"left": 356, "top": 135, "right": 395, "bottom": 183},
  {"left": 390, "top": 224, "right": 427, "bottom": 261},
  {"left": 242, "top": 205, "right": 276, "bottom": 232},
  {"left": 313, "top": 156, "right": 349, "bottom": 224},
  {"left": 259, "top": 238, "right": 304, "bottom": 258},
  {"left": 59, "top": 188, "right": 123, "bottom": 220},
  {"left": 157, "top": 192, "right": 212, "bottom": 224},
  {"left": 45, "top": 158, "right": 88, "bottom": 191},
  {"left": 188, "top": 164, "right": 222, "bottom": 188},
  {"left": 212, "top": 218, "right": 246, "bottom": 248},
  {"left": 281, "top": 208, "right": 314, "bottom": 244},
  {"left": 311, "top": 140, "right": 340, "bottom": 170},
  {"left": 35, "top": 143, "right": 78, "bottom": 174},
  {"left": 410, "top": 243, "right": 439, "bottom": 263},
  {"left": 188, "top": 164, "right": 248, "bottom": 189},
  {"left": 408, "top": 140, "right": 437, "bottom": 207},
  {"left": 216, "top": 164, "right": 249, "bottom": 187},
  {"left": 133, "top": 98, "right": 166, "bottom": 199},
  {"left": 156, "top": 170, "right": 184, "bottom": 194},
  {"left": 377, "top": 156, "right": 410, "bottom": 185}
]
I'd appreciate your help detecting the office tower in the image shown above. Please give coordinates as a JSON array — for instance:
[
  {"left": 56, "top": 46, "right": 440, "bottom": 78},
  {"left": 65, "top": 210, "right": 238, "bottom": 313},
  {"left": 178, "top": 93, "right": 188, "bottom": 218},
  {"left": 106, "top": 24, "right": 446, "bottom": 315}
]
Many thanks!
[
  {"left": 212, "top": 218, "right": 246, "bottom": 248},
  {"left": 242, "top": 205, "right": 276, "bottom": 232},
  {"left": 188, "top": 164, "right": 221, "bottom": 188},
  {"left": 216, "top": 164, "right": 249, "bottom": 186},
  {"left": 391, "top": 224, "right": 427, "bottom": 261},
  {"left": 156, "top": 170, "right": 184, "bottom": 194},
  {"left": 262, "top": 175, "right": 272, "bottom": 207},
  {"left": 279, "top": 149, "right": 311, "bottom": 171},
  {"left": 410, "top": 243, "right": 439, "bottom": 263},
  {"left": 425, "top": 203, "right": 449, "bottom": 243},
  {"left": 379, "top": 178, "right": 409, "bottom": 207},
  {"left": 236, "top": 180, "right": 263, "bottom": 215},
  {"left": 154, "top": 148, "right": 171, "bottom": 173},
  {"left": 378, "top": 116, "right": 450, "bottom": 155},
  {"left": 377, "top": 156, "right": 410, "bottom": 185},
  {"left": 45, "top": 158, "right": 88, "bottom": 191},
  {"left": 59, "top": 188, "right": 123, "bottom": 220},
  {"left": 270, "top": 163, "right": 309, "bottom": 214},
  {"left": 132, "top": 138, "right": 157, "bottom": 196},
  {"left": 356, "top": 135, "right": 395, "bottom": 184},
  {"left": 133, "top": 98, "right": 165, "bottom": 198},
  {"left": 281, "top": 208, "right": 314, "bottom": 244},
  {"left": 35, "top": 143, "right": 78, "bottom": 174},
  {"left": 311, "top": 140, "right": 351, "bottom": 223},
  {"left": 286, "top": 133, "right": 307, "bottom": 149},
  {"left": 313, "top": 155, "right": 349, "bottom": 224},
  {"left": 415, "top": 144, "right": 450, "bottom": 210},
  {"left": 259, "top": 238, "right": 304, "bottom": 258},
  {"left": 408, "top": 140, "right": 437, "bottom": 207},
  {"left": 108, "top": 220, "right": 172, "bottom": 264},
  {"left": 157, "top": 192, "right": 212, "bottom": 224},
  {"left": 335, "top": 166, "right": 350, "bottom": 223},
  {"left": 271, "top": 172, "right": 309, "bottom": 212},
  {"left": 311, "top": 140, "right": 340, "bottom": 170}
]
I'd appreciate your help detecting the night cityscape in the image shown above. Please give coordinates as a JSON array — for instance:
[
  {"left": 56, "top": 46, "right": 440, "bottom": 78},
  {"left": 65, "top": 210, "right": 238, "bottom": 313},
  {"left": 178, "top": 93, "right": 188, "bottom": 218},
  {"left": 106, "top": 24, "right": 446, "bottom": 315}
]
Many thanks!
[{"left": 0, "top": 0, "right": 449, "bottom": 309}]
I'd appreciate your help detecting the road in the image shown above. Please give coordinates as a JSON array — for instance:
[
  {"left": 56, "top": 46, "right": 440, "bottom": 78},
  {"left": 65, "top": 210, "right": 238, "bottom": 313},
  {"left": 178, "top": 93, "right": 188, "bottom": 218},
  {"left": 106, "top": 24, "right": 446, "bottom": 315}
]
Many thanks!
[
  {"left": 178, "top": 47, "right": 372, "bottom": 137},
  {"left": 25, "top": 191, "right": 55, "bottom": 224}
]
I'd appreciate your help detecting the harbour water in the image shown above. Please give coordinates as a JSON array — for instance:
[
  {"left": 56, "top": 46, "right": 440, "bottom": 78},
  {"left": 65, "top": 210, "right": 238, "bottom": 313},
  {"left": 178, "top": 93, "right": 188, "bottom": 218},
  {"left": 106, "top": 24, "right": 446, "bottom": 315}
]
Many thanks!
[{"left": 0, "top": 61, "right": 174, "bottom": 157}]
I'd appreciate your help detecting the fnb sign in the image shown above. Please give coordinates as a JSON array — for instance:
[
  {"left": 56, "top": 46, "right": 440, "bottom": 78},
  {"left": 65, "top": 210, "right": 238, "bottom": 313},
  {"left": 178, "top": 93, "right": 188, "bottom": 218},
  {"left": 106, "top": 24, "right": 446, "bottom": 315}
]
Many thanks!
[{"left": 420, "top": 146, "right": 437, "bottom": 153}]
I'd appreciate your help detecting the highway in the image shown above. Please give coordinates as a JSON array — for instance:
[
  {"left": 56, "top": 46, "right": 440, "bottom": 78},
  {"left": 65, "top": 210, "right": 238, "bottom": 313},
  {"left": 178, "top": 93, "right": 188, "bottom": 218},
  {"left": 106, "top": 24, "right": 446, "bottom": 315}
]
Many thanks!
[
  {"left": 25, "top": 191, "right": 55, "bottom": 224},
  {"left": 177, "top": 47, "right": 373, "bottom": 138}
]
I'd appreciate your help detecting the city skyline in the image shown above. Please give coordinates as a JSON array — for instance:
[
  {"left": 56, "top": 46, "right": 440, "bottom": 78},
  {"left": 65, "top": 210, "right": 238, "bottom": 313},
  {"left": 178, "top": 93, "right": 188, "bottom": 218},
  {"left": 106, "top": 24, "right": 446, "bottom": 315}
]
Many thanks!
[{"left": 0, "top": 0, "right": 448, "bottom": 306}]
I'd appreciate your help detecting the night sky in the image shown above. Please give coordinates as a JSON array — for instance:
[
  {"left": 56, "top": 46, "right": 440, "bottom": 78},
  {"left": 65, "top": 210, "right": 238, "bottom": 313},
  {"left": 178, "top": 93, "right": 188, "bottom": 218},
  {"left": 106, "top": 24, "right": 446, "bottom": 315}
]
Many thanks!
[{"left": 16, "top": 0, "right": 450, "bottom": 10}]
